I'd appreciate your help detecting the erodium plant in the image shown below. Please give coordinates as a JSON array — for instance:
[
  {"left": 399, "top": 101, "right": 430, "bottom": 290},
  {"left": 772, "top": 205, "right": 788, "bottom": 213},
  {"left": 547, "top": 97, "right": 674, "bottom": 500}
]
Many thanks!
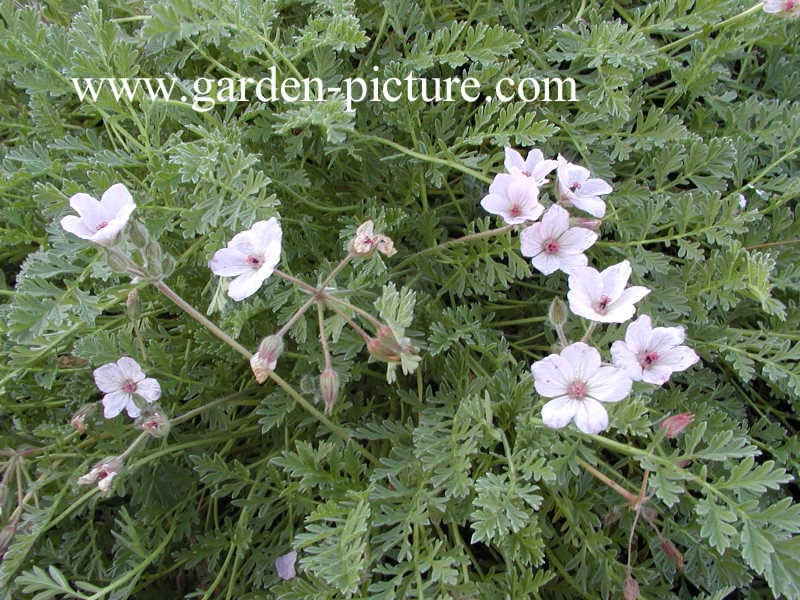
[{"left": 1, "top": 2, "right": 799, "bottom": 600}]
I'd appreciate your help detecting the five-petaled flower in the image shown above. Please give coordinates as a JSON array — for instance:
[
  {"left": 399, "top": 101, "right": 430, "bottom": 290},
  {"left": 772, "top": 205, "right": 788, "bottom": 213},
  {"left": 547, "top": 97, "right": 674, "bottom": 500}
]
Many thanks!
[
  {"left": 93, "top": 357, "right": 161, "bottom": 419},
  {"left": 504, "top": 147, "right": 559, "bottom": 185},
  {"left": 556, "top": 155, "right": 612, "bottom": 218},
  {"left": 567, "top": 260, "right": 651, "bottom": 323},
  {"left": 520, "top": 204, "right": 598, "bottom": 275},
  {"left": 532, "top": 342, "right": 632, "bottom": 434},
  {"left": 763, "top": 0, "right": 800, "bottom": 17},
  {"left": 77, "top": 458, "right": 122, "bottom": 492},
  {"left": 60, "top": 183, "right": 136, "bottom": 246},
  {"left": 275, "top": 550, "right": 298, "bottom": 580},
  {"left": 611, "top": 315, "right": 700, "bottom": 384},
  {"left": 481, "top": 170, "right": 544, "bottom": 225},
  {"left": 209, "top": 218, "right": 283, "bottom": 301}
]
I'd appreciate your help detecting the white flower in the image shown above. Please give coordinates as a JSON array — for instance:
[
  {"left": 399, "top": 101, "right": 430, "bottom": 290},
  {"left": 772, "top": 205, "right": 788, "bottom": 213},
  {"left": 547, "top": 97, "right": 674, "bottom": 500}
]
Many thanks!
[
  {"left": 611, "top": 315, "right": 700, "bottom": 385},
  {"left": 556, "top": 155, "right": 612, "bottom": 218},
  {"left": 349, "top": 220, "right": 397, "bottom": 258},
  {"left": 209, "top": 218, "right": 283, "bottom": 301},
  {"left": 504, "top": 147, "right": 558, "bottom": 185},
  {"left": 77, "top": 459, "right": 121, "bottom": 492},
  {"left": 567, "top": 260, "right": 650, "bottom": 323},
  {"left": 275, "top": 550, "right": 298, "bottom": 580},
  {"left": 763, "top": 0, "right": 800, "bottom": 17},
  {"left": 93, "top": 357, "right": 161, "bottom": 419},
  {"left": 480, "top": 171, "right": 544, "bottom": 225},
  {"left": 532, "top": 342, "right": 632, "bottom": 434},
  {"left": 519, "top": 204, "right": 598, "bottom": 275},
  {"left": 60, "top": 183, "right": 135, "bottom": 246}
]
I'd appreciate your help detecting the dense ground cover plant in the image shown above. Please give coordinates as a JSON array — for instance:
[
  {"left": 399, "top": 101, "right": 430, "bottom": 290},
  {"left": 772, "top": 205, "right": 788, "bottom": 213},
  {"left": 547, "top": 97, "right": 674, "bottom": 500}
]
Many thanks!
[{"left": 1, "top": 0, "right": 799, "bottom": 598}]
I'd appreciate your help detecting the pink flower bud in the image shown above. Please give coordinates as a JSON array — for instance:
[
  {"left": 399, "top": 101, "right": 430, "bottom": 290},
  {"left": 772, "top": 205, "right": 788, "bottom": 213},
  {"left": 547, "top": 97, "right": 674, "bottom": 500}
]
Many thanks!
[
  {"left": 251, "top": 335, "right": 284, "bottom": 383},
  {"left": 659, "top": 412, "right": 694, "bottom": 438},
  {"left": 135, "top": 406, "right": 171, "bottom": 438},
  {"left": 70, "top": 403, "right": 96, "bottom": 434},
  {"left": 570, "top": 217, "right": 602, "bottom": 231},
  {"left": 548, "top": 297, "right": 568, "bottom": 327},
  {"left": 319, "top": 368, "right": 340, "bottom": 415},
  {"left": 78, "top": 458, "right": 122, "bottom": 492},
  {"left": 661, "top": 539, "right": 684, "bottom": 571},
  {"left": 623, "top": 575, "right": 639, "bottom": 600}
]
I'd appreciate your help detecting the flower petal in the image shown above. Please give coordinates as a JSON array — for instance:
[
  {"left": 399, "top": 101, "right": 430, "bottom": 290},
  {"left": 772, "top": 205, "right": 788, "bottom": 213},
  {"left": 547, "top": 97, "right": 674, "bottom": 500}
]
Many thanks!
[
  {"left": 557, "top": 252, "right": 589, "bottom": 274},
  {"left": 60, "top": 215, "right": 95, "bottom": 239},
  {"left": 249, "top": 218, "right": 283, "bottom": 256},
  {"left": 558, "top": 226, "right": 598, "bottom": 253},
  {"left": 227, "top": 271, "right": 267, "bottom": 301},
  {"left": 136, "top": 378, "right": 162, "bottom": 403},
  {"left": 102, "top": 391, "right": 130, "bottom": 418},
  {"left": 601, "top": 261, "right": 633, "bottom": 300},
  {"left": 570, "top": 194, "right": 606, "bottom": 218},
  {"left": 541, "top": 396, "right": 579, "bottom": 429},
  {"left": 573, "top": 398, "right": 609, "bottom": 434},
  {"left": 532, "top": 252, "right": 561, "bottom": 275},
  {"left": 69, "top": 193, "right": 105, "bottom": 229},
  {"left": 93, "top": 363, "right": 125, "bottom": 393},
  {"left": 209, "top": 247, "right": 253, "bottom": 276},
  {"left": 116, "top": 356, "right": 146, "bottom": 382},
  {"left": 560, "top": 342, "right": 601, "bottom": 379},
  {"left": 504, "top": 147, "right": 525, "bottom": 173},
  {"left": 480, "top": 193, "right": 508, "bottom": 216},
  {"left": 587, "top": 366, "right": 632, "bottom": 403},
  {"left": 610, "top": 340, "right": 643, "bottom": 381},
  {"left": 99, "top": 183, "right": 134, "bottom": 216},
  {"left": 580, "top": 178, "right": 612, "bottom": 196},
  {"left": 658, "top": 345, "right": 700, "bottom": 371},
  {"left": 623, "top": 315, "right": 652, "bottom": 352},
  {"left": 276, "top": 550, "right": 298, "bottom": 580},
  {"left": 532, "top": 355, "right": 571, "bottom": 397}
]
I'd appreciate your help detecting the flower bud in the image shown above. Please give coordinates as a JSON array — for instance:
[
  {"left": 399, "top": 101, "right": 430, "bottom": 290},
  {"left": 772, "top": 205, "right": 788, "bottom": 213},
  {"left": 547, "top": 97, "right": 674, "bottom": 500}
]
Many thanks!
[
  {"left": 70, "top": 403, "right": 96, "bottom": 434},
  {"left": 661, "top": 538, "right": 684, "bottom": 571},
  {"left": 251, "top": 335, "right": 284, "bottom": 383},
  {"left": 367, "top": 327, "right": 402, "bottom": 363},
  {"left": 622, "top": 575, "right": 639, "bottom": 600},
  {"left": 126, "top": 289, "right": 140, "bottom": 321},
  {"left": 127, "top": 220, "right": 150, "bottom": 248},
  {"left": 319, "top": 368, "right": 340, "bottom": 415},
  {"left": 78, "top": 458, "right": 122, "bottom": 492},
  {"left": 135, "top": 406, "right": 171, "bottom": 438},
  {"left": 659, "top": 413, "right": 694, "bottom": 438},
  {"left": 548, "top": 297, "right": 568, "bottom": 327},
  {"left": 570, "top": 217, "right": 602, "bottom": 232}
]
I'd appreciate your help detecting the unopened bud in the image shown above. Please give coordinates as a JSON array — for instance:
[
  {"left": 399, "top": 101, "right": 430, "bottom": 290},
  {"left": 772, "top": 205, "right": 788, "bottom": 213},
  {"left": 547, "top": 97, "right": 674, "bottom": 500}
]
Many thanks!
[
  {"left": 367, "top": 326, "right": 403, "bottom": 363},
  {"left": 127, "top": 220, "right": 150, "bottom": 248},
  {"left": 70, "top": 403, "right": 96, "bottom": 434},
  {"left": 570, "top": 217, "right": 602, "bottom": 232},
  {"left": 660, "top": 539, "right": 684, "bottom": 571},
  {"left": 622, "top": 575, "right": 639, "bottom": 600},
  {"left": 548, "top": 297, "right": 568, "bottom": 327},
  {"left": 126, "top": 289, "right": 140, "bottom": 321},
  {"left": 251, "top": 335, "right": 284, "bottom": 383},
  {"left": 659, "top": 413, "right": 694, "bottom": 438},
  {"left": 319, "top": 368, "right": 340, "bottom": 415},
  {"left": 135, "top": 405, "right": 171, "bottom": 438}
]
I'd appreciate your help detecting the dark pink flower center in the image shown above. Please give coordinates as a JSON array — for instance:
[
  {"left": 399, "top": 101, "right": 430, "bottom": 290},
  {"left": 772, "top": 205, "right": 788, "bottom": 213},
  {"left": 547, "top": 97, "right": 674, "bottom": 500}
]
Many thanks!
[
  {"left": 97, "top": 470, "right": 108, "bottom": 480},
  {"left": 96, "top": 221, "right": 109, "bottom": 231},
  {"left": 122, "top": 380, "right": 137, "bottom": 393},
  {"left": 595, "top": 294, "right": 611, "bottom": 314},
  {"left": 569, "top": 181, "right": 581, "bottom": 192},
  {"left": 246, "top": 255, "right": 262, "bottom": 268},
  {"left": 509, "top": 203, "right": 522, "bottom": 218},
  {"left": 544, "top": 239, "right": 560, "bottom": 254},
  {"left": 641, "top": 351, "right": 659, "bottom": 367},
  {"left": 786, "top": 0, "right": 796, "bottom": 9},
  {"left": 521, "top": 169, "right": 531, "bottom": 177},
  {"left": 566, "top": 381, "right": 587, "bottom": 400}
]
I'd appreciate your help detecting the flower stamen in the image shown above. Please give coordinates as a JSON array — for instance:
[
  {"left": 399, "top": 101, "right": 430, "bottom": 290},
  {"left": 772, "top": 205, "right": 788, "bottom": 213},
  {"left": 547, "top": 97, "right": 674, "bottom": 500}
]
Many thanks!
[{"left": 566, "top": 381, "right": 587, "bottom": 400}]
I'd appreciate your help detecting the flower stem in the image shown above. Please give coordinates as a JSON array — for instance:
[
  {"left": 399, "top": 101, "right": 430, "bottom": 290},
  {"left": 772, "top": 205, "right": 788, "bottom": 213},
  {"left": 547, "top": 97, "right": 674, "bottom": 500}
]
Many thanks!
[
  {"left": 580, "top": 321, "right": 597, "bottom": 343},
  {"left": 317, "top": 302, "right": 332, "bottom": 370},
  {"left": 393, "top": 224, "right": 515, "bottom": 271},
  {"left": 659, "top": 3, "right": 763, "bottom": 53},
  {"left": 576, "top": 457, "right": 638, "bottom": 504}
]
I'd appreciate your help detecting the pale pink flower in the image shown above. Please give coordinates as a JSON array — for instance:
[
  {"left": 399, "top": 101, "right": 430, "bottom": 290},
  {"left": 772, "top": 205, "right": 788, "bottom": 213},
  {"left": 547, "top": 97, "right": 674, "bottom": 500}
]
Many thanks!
[
  {"left": 209, "top": 218, "right": 282, "bottom": 301},
  {"left": 504, "top": 147, "right": 558, "bottom": 185},
  {"left": 567, "top": 260, "right": 650, "bottom": 323},
  {"left": 77, "top": 458, "right": 122, "bottom": 492},
  {"left": 532, "top": 342, "right": 632, "bottom": 434},
  {"left": 611, "top": 315, "right": 700, "bottom": 384},
  {"left": 480, "top": 171, "right": 544, "bottom": 225},
  {"left": 519, "top": 204, "right": 598, "bottom": 275},
  {"left": 349, "top": 220, "right": 397, "bottom": 258},
  {"left": 763, "top": 0, "right": 800, "bottom": 17},
  {"left": 60, "top": 183, "right": 135, "bottom": 246},
  {"left": 275, "top": 550, "right": 298, "bottom": 580},
  {"left": 556, "top": 155, "right": 612, "bottom": 218},
  {"left": 93, "top": 357, "right": 161, "bottom": 419}
]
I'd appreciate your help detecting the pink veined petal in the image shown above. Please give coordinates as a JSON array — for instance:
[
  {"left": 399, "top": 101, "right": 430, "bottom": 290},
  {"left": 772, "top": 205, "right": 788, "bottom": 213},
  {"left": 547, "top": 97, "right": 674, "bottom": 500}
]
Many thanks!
[
  {"left": 614, "top": 285, "right": 651, "bottom": 309},
  {"left": 541, "top": 396, "right": 579, "bottom": 429},
  {"left": 519, "top": 224, "right": 545, "bottom": 257},
  {"left": 580, "top": 178, "right": 613, "bottom": 197},
  {"left": 100, "top": 183, "right": 134, "bottom": 216},
  {"left": 249, "top": 218, "right": 283, "bottom": 255},
  {"left": 90, "top": 203, "right": 134, "bottom": 245},
  {"left": 560, "top": 342, "right": 602, "bottom": 380},
  {"left": 532, "top": 252, "right": 561, "bottom": 275},
  {"left": 125, "top": 400, "right": 142, "bottom": 419},
  {"left": 558, "top": 226, "right": 598, "bottom": 253},
  {"left": 570, "top": 194, "right": 606, "bottom": 218},
  {"left": 623, "top": 315, "right": 652, "bottom": 352},
  {"left": 228, "top": 270, "right": 267, "bottom": 301},
  {"left": 531, "top": 158, "right": 559, "bottom": 183},
  {"left": 531, "top": 355, "right": 572, "bottom": 397},
  {"left": 506, "top": 176, "right": 540, "bottom": 206},
  {"left": 657, "top": 346, "right": 700, "bottom": 371},
  {"left": 524, "top": 148, "right": 545, "bottom": 170},
  {"left": 60, "top": 215, "right": 95, "bottom": 239},
  {"left": 116, "top": 357, "right": 146, "bottom": 382},
  {"left": 504, "top": 147, "right": 526, "bottom": 173},
  {"left": 556, "top": 252, "right": 589, "bottom": 275},
  {"left": 647, "top": 326, "right": 686, "bottom": 353},
  {"left": 135, "top": 378, "right": 162, "bottom": 403},
  {"left": 573, "top": 398, "right": 609, "bottom": 434},
  {"left": 93, "top": 363, "right": 125, "bottom": 393},
  {"left": 259, "top": 237, "right": 282, "bottom": 270},
  {"left": 102, "top": 391, "right": 130, "bottom": 418},
  {"left": 487, "top": 173, "right": 512, "bottom": 197},
  {"left": 567, "top": 267, "right": 602, "bottom": 318},
  {"left": 641, "top": 364, "right": 674, "bottom": 386},
  {"left": 610, "top": 340, "right": 643, "bottom": 381},
  {"left": 480, "top": 193, "right": 509, "bottom": 217},
  {"left": 209, "top": 247, "right": 253, "bottom": 277},
  {"left": 587, "top": 366, "right": 632, "bottom": 403},
  {"left": 601, "top": 261, "right": 633, "bottom": 300},
  {"left": 541, "top": 204, "right": 570, "bottom": 236},
  {"left": 69, "top": 193, "right": 105, "bottom": 229}
]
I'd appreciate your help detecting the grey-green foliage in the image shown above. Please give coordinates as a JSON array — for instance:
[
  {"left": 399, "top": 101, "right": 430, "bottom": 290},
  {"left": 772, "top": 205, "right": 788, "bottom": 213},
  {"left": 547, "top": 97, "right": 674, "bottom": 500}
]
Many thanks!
[{"left": 1, "top": 0, "right": 799, "bottom": 598}]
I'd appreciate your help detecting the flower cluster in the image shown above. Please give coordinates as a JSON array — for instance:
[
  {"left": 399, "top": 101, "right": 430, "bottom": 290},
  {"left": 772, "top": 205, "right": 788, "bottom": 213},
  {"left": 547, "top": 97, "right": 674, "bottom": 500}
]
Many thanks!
[{"left": 482, "top": 148, "right": 699, "bottom": 435}]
